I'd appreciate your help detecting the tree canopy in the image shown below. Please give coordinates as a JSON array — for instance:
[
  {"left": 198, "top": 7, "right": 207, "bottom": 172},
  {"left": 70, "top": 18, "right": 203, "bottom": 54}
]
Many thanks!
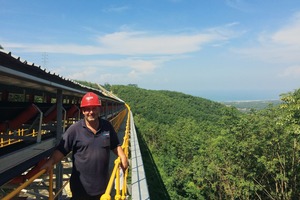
[{"left": 111, "top": 85, "right": 300, "bottom": 199}]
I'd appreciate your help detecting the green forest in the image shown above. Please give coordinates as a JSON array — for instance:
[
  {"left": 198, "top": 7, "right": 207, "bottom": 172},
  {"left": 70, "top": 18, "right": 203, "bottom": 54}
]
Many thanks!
[{"left": 109, "top": 85, "right": 300, "bottom": 200}]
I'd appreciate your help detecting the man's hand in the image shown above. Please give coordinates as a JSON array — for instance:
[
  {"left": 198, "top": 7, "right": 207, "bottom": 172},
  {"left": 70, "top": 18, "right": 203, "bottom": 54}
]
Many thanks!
[
  {"left": 120, "top": 155, "right": 129, "bottom": 172},
  {"left": 114, "top": 146, "right": 129, "bottom": 172},
  {"left": 40, "top": 158, "right": 54, "bottom": 174},
  {"left": 40, "top": 150, "right": 65, "bottom": 173}
]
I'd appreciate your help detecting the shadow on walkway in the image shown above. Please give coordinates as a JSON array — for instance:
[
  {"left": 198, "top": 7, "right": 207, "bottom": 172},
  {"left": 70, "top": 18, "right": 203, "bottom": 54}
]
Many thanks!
[{"left": 135, "top": 126, "right": 171, "bottom": 200}]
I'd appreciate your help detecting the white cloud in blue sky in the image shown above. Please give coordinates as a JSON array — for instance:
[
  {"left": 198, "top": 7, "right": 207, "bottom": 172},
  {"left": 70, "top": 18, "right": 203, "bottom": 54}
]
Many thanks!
[{"left": 1, "top": 0, "right": 300, "bottom": 101}]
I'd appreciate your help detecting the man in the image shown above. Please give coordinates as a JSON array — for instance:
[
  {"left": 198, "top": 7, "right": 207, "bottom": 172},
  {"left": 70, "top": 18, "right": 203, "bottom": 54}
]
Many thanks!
[{"left": 42, "top": 92, "right": 128, "bottom": 200}]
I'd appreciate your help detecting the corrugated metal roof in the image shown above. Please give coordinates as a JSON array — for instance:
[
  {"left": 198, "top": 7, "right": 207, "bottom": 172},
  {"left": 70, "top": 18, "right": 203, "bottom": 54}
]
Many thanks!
[{"left": 0, "top": 49, "right": 122, "bottom": 103}]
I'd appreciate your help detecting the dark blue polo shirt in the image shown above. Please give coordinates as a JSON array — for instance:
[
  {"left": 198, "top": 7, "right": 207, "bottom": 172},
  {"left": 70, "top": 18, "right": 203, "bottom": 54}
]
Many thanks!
[{"left": 56, "top": 118, "right": 120, "bottom": 196}]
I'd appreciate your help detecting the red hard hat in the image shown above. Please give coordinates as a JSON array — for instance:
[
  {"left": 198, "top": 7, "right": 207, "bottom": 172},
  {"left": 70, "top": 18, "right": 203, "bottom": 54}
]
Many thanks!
[{"left": 80, "top": 92, "right": 101, "bottom": 107}]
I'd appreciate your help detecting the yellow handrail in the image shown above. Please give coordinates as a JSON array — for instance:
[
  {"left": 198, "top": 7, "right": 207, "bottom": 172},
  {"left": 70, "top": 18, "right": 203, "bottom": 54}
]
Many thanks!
[
  {"left": 101, "top": 104, "right": 131, "bottom": 200},
  {"left": 110, "top": 109, "right": 127, "bottom": 132},
  {"left": 101, "top": 158, "right": 122, "bottom": 200},
  {"left": 2, "top": 168, "right": 53, "bottom": 200}
]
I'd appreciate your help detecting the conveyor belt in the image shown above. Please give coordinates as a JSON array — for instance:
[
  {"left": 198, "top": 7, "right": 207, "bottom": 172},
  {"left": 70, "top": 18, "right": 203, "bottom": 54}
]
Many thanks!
[{"left": 0, "top": 137, "right": 56, "bottom": 186}]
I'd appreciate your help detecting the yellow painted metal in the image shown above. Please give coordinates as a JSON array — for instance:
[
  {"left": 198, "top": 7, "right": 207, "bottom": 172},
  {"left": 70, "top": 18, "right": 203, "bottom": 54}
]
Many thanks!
[
  {"left": 101, "top": 105, "right": 131, "bottom": 200},
  {"left": 2, "top": 167, "right": 61, "bottom": 200},
  {"left": 49, "top": 168, "right": 54, "bottom": 200},
  {"left": 100, "top": 158, "right": 120, "bottom": 200},
  {"left": 0, "top": 114, "right": 78, "bottom": 148},
  {"left": 2, "top": 169, "right": 47, "bottom": 200}
]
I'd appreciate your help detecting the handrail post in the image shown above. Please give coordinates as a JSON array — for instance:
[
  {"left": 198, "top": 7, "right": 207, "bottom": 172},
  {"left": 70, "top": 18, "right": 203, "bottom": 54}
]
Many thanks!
[
  {"left": 62, "top": 107, "right": 66, "bottom": 132},
  {"left": 32, "top": 104, "right": 43, "bottom": 143},
  {"left": 77, "top": 105, "right": 80, "bottom": 121},
  {"left": 115, "top": 165, "right": 121, "bottom": 200},
  {"left": 56, "top": 89, "right": 63, "bottom": 198},
  {"left": 49, "top": 167, "right": 54, "bottom": 200}
]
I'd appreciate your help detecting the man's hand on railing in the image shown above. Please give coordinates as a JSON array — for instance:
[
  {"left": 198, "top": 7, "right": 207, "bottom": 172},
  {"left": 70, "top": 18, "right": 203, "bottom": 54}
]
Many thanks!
[
  {"left": 40, "top": 150, "right": 65, "bottom": 173},
  {"left": 114, "top": 146, "right": 129, "bottom": 172},
  {"left": 40, "top": 159, "right": 54, "bottom": 174},
  {"left": 120, "top": 154, "right": 129, "bottom": 172}
]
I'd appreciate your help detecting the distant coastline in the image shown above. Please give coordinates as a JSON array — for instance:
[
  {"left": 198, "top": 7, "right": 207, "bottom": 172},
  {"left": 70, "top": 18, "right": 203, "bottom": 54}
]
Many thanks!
[
  {"left": 190, "top": 90, "right": 285, "bottom": 102},
  {"left": 221, "top": 99, "right": 282, "bottom": 112}
]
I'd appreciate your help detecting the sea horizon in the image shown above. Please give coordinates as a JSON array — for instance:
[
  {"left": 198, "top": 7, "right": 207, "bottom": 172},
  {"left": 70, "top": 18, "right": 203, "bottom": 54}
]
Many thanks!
[{"left": 189, "top": 89, "right": 288, "bottom": 102}]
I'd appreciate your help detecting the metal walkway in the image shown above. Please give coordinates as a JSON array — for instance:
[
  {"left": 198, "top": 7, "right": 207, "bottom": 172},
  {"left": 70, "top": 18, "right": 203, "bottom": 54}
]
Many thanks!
[{"left": 130, "top": 112, "right": 150, "bottom": 200}]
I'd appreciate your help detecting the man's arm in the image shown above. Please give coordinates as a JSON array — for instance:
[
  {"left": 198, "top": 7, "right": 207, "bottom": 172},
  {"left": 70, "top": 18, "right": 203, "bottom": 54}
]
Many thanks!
[
  {"left": 41, "top": 150, "right": 65, "bottom": 173},
  {"left": 113, "top": 146, "right": 129, "bottom": 171}
]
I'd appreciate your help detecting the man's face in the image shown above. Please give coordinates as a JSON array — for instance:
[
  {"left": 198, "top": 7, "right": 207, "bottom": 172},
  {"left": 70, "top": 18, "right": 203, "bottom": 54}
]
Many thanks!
[{"left": 82, "top": 106, "right": 100, "bottom": 122}]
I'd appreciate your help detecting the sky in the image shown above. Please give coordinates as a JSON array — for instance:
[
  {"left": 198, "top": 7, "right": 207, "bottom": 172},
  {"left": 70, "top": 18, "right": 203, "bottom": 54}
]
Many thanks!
[{"left": 1, "top": 0, "right": 300, "bottom": 101}]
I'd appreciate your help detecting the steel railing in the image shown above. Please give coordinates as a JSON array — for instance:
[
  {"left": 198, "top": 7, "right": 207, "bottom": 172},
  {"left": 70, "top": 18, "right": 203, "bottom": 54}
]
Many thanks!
[{"left": 101, "top": 104, "right": 130, "bottom": 200}]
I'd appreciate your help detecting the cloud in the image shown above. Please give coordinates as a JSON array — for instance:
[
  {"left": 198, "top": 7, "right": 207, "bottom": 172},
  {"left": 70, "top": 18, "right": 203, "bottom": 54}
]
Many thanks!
[
  {"left": 270, "top": 12, "right": 300, "bottom": 46},
  {"left": 68, "top": 68, "right": 142, "bottom": 85},
  {"left": 53, "top": 55, "right": 174, "bottom": 84},
  {"left": 66, "top": 66, "right": 99, "bottom": 81},
  {"left": 102, "top": 5, "right": 129, "bottom": 13},
  {"left": 94, "top": 57, "right": 161, "bottom": 73},
  {"left": 2, "top": 24, "right": 241, "bottom": 83},
  {"left": 225, "top": 0, "right": 252, "bottom": 12},
  {"left": 96, "top": 24, "right": 243, "bottom": 54},
  {"left": 280, "top": 65, "right": 300, "bottom": 78},
  {"left": 234, "top": 12, "right": 300, "bottom": 63},
  {"left": 124, "top": 59, "right": 157, "bottom": 74},
  {"left": 3, "top": 26, "right": 237, "bottom": 56},
  {"left": 97, "top": 31, "right": 216, "bottom": 54},
  {"left": 66, "top": 56, "right": 172, "bottom": 75}
]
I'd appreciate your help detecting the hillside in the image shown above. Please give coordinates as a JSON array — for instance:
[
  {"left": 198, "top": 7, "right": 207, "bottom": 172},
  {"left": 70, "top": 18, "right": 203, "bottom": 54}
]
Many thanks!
[
  {"left": 111, "top": 85, "right": 242, "bottom": 199},
  {"left": 111, "top": 85, "right": 240, "bottom": 126},
  {"left": 111, "top": 85, "right": 300, "bottom": 199}
]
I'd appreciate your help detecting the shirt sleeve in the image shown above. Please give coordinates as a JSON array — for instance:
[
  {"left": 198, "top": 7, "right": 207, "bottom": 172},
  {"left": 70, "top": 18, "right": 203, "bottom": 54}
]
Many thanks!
[{"left": 55, "top": 123, "right": 76, "bottom": 156}]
